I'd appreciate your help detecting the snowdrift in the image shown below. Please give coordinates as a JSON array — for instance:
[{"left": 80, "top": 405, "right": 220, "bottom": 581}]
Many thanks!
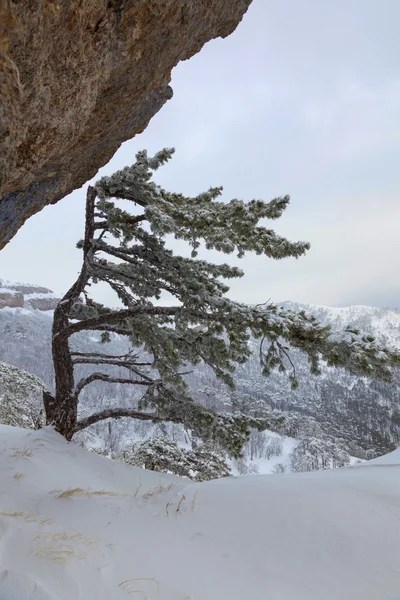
[{"left": 0, "top": 425, "right": 399, "bottom": 600}]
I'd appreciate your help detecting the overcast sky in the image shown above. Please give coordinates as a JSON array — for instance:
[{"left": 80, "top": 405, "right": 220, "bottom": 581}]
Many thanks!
[{"left": 1, "top": 0, "right": 399, "bottom": 308}]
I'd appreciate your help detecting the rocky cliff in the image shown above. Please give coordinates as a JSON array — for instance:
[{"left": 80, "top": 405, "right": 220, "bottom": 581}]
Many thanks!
[
  {"left": 0, "top": 279, "right": 60, "bottom": 311},
  {"left": 0, "top": 0, "right": 251, "bottom": 249}
]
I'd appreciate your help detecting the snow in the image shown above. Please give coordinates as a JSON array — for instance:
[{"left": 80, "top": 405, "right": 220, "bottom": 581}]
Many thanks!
[
  {"left": 24, "top": 292, "right": 59, "bottom": 300},
  {"left": 0, "top": 278, "right": 29, "bottom": 288},
  {"left": 1, "top": 425, "right": 400, "bottom": 599},
  {"left": 282, "top": 301, "right": 400, "bottom": 349},
  {"left": 1, "top": 306, "right": 54, "bottom": 318},
  {"left": 1, "top": 306, "right": 34, "bottom": 317},
  {"left": 361, "top": 447, "right": 400, "bottom": 466},
  {"left": 255, "top": 433, "right": 297, "bottom": 473}
]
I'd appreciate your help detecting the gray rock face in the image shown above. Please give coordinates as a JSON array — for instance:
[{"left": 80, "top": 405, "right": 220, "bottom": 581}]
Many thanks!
[{"left": 0, "top": 0, "right": 252, "bottom": 249}]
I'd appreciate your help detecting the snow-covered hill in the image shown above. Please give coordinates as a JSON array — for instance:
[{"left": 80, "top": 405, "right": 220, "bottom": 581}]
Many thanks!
[
  {"left": 231, "top": 302, "right": 400, "bottom": 457},
  {"left": 282, "top": 301, "right": 400, "bottom": 348},
  {"left": 0, "top": 424, "right": 400, "bottom": 600}
]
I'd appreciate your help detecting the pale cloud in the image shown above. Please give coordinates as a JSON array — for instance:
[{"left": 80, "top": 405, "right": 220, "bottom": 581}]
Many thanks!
[{"left": 300, "top": 80, "right": 400, "bottom": 163}]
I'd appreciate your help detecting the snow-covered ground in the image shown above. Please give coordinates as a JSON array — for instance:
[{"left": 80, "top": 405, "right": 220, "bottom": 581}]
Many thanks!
[
  {"left": 1, "top": 425, "right": 400, "bottom": 600},
  {"left": 228, "top": 431, "right": 298, "bottom": 475}
]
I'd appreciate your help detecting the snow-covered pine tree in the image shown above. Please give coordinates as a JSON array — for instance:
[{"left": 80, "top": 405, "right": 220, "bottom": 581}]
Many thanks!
[
  {"left": 289, "top": 436, "right": 351, "bottom": 472},
  {"left": 123, "top": 437, "right": 231, "bottom": 481},
  {"left": 0, "top": 361, "right": 46, "bottom": 429},
  {"left": 289, "top": 420, "right": 351, "bottom": 473},
  {"left": 48, "top": 148, "right": 399, "bottom": 459}
]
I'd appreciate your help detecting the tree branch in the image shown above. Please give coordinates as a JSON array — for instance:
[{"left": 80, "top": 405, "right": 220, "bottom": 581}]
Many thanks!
[
  {"left": 94, "top": 214, "right": 146, "bottom": 231},
  {"left": 98, "top": 325, "right": 133, "bottom": 337},
  {"left": 71, "top": 351, "right": 139, "bottom": 359},
  {"left": 277, "top": 340, "right": 296, "bottom": 380},
  {"left": 95, "top": 189, "right": 147, "bottom": 206},
  {"left": 63, "top": 305, "right": 182, "bottom": 338},
  {"left": 74, "top": 373, "right": 155, "bottom": 398},
  {"left": 57, "top": 186, "right": 97, "bottom": 307},
  {"left": 94, "top": 243, "right": 140, "bottom": 264},
  {"left": 73, "top": 408, "right": 163, "bottom": 433},
  {"left": 72, "top": 357, "right": 152, "bottom": 367}
]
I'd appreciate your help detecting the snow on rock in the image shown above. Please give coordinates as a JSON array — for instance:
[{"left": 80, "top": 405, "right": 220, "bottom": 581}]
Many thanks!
[
  {"left": 0, "top": 279, "right": 60, "bottom": 312},
  {"left": 1, "top": 425, "right": 400, "bottom": 599}
]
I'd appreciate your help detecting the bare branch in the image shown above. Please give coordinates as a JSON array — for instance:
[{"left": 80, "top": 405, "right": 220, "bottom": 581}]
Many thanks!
[
  {"left": 70, "top": 351, "right": 139, "bottom": 359},
  {"left": 73, "top": 408, "right": 163, "bottom": 433},
  {"left": 124, "top": 365, "right": 154, "bottom": 382},
  {"left": 73, "top": 373, "right": 156, "bottom": 398},
  {"left": 72, "top": 357, "right": 152, "bottom": 367},
  {"left": 277, "top": 340, "right": 296, "bottom": 380},
  {"left": 70, "top": 350, "right": 152, "bottom": 368}
]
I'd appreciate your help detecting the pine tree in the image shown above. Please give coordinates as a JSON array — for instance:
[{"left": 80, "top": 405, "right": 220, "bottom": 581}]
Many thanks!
[
  {"left": 47, "top": 148, "right": 399, "bottom": 460},
  {"left": 123, "top": 437, "right": 231, "bottom": 481},
  {"left": 289, "top": 433, "right": 350, "bottom": 472}
]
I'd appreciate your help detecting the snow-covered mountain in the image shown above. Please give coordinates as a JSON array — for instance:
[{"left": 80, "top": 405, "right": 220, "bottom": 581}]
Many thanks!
[
  {"left": 282, "top": 301, "right": 400, "bottom": 348},
  {"left": 0, "top": 279, "right": 399, "bottom": 470},
  {"left": 225, "top": 303, "right": 400, "bottom": 459}
]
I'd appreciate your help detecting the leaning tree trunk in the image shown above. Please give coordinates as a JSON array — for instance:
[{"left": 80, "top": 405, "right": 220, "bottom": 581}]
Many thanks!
[
  {"left": 47, "top": 186, "right": 96, "bottom": 439},
  {"left": 51, "top": 301, "right": 78, "bottom": 440}
]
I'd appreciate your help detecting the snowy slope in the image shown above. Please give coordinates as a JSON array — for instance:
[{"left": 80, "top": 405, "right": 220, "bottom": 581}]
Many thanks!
[
  {"left": 282, "top": 301, "right": 400, "bottom": 348},
  {"left": 1, "top": 425, "right": 400, "bottom": 600}
]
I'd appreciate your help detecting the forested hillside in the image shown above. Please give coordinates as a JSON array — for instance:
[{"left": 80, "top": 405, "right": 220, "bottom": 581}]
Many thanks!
[{"left": 0, "top": 281, "right": 399, "bottom": 474}]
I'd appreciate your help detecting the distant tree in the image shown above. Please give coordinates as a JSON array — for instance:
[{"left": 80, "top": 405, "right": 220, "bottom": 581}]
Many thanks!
[
  {"left": 123, "top": 437, "right": 231, "bottom": 481},
  {"left": 249, "top": 430, "right": 267, "bottom": 460},
  {"left": 272, "top": 462, "right": 287, "bottom": 474},
  {"left": 0, "top": 361, "right": 46, "bottom": 429},
  {"left": 47, "top": 149, "right": 399, "bottom": 460},
  {"left": 235, "top": 457, "right": 259, "bottom": 475},
  {"left": 264, "top": 435, "right": 283, "bottom": 460},
  {"left": 289, "top": 436, "right": 350, "bottom": 473}
]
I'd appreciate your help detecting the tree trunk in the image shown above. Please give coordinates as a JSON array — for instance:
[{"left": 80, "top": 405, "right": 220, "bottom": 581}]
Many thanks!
[
  {"left": 43, "top": 391, "right": 56, "bottom": 424},
  {"left": 51, "top": 301, "right": 77, "bottom": 440},
  {"left": 48, "top": 186, "right": 97, "bottom": 440}
]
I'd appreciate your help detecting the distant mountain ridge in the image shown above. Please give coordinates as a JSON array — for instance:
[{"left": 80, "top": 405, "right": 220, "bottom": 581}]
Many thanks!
[
  {"left": 281, "top": 302, "right": 400, "bottom": 348},
  {"left": 0, "top": 278, "right": 399, "bottom": 460}
]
